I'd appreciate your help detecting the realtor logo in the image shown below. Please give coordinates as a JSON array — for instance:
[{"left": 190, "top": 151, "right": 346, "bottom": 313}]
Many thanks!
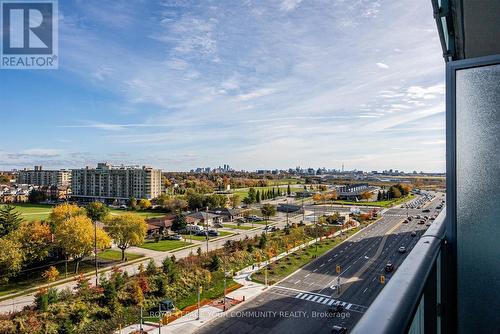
[{"left": 1, "top": 0, "right": 58, "bottom": 69}]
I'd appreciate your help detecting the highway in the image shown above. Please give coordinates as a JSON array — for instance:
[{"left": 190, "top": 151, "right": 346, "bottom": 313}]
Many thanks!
[{"left": 197, "top": 192, "right": 445, "bottom": 334}]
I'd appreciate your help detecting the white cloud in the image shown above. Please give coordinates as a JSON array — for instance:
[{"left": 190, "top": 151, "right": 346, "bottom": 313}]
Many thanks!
[
  {"left": 376, "top": 62, "right": 389, "bottom": 69},
  {"left": 280, "top": 0, "right": 303, "bottom": 12},
  {"left": 236, "top": 88, "right": 276, "bottom": 101}
]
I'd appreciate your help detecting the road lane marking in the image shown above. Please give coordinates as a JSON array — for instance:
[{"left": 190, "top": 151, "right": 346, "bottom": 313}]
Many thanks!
[
  {"left": 311, "top": 296, "right": 319, "bottom": 302},
  {"left": 296, "top": 293, "right": 303, "bottom": 298},
  {"left": 305, "top": 273, "right": 311, "bottom": 277},
  {"left": 328, "top": 299, "right": 335, "bottom": 305},
  {"left": 317, "top": 297, "right": 324, "bottom": 303}
]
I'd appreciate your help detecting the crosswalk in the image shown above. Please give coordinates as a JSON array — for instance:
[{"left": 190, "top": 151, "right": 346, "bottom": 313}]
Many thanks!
[{"left": 293, "top": 291, "right": 368, "bottom": 314}]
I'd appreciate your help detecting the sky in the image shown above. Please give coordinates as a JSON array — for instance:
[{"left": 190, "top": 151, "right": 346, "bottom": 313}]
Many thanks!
[{"left": 0, "top": 0, "right": 446, "bottom": 172}]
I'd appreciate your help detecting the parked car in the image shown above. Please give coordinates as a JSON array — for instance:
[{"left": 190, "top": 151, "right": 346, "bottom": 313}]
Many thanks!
[
  {"left": 385, "top": 262, "right": 394, "bottom": 272},
  {"left": 208, "top": 230, "right": 219, "bottom": 237},
  {"left": 398, "top": 246, "right": 407, "bottom": 253},
  {"left": 167, "top": 234, "right": 183, "bottom": 240}
]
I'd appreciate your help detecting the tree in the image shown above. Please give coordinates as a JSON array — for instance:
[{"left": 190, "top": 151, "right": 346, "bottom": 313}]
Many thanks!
[
  {"left": 261, "top": 204, "right": 276, "bottom": 231},
  {"left": 360, "top": 191, "right": 372, "bottom": 200},
  {"left": 0, "top": 237, "right": 24, "bottom": 282},
  {"left": 230, "top": 194, "right": 241, "bottom": 209},
  {"left": 209, "top": 254, "right": 221, "bottom": 271},
  {"left": 247, "top": 188, "right": 256, "bottom": 203},
  {"left": 137, "top": 199, "right": 152, "bottom": 210},
  {"left": 49, "top": 203, "right": 86, "bottom": 229},
  {"left": 312, "top": 193, "right": 322, "bottom": 204},
  {"left": 146, "top": 259, "right": 157, "bottom": 275},
  {"left": 287, "top": 184, "right": 291, "bottom": 196},
  {"left": 28, "top": 189, "right": 46, "bottom": 204},
  {"left": 377, "top": 191, "right": 382, "bottom": 201},
  {"left": 42, "top": 266, "right": 60, "bottom": 283},
  {"left": 86, "top": 201, "right": 109, "bottom": 223},
  {"left": 12, "top": 220, "right": 52, "bottom": 263},
  {"left": 105, "top": 213, "right": 147, "bottom": 261},
  {"left": 128, "top": 197, "right": 137, "bottom": 210},
  {"left": 171, "top": 213, "right": 187, "bottom": 232},
  {"left": 55, "top": 215, "right": 111, "bottom": 273},
  {"left": 256, "top": 190, "right": 261, "bottom": 203},
  {"left": 0, "top": 204, "right": 22, "bottom": 237}
]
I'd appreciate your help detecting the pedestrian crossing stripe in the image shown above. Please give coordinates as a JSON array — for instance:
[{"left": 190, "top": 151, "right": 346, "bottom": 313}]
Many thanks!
[{"left": 293, "top": 292, "right": 367, "bottom": 314}]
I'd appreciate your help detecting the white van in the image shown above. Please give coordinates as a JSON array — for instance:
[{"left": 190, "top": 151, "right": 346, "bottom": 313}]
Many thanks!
[{"left": 185, "top": 224, "right": 204, "bottom": 233}]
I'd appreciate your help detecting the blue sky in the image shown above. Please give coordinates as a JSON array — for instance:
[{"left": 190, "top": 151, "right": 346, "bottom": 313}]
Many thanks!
[{"left": 0, "top": 0, "right": 445, "bottom": 172}]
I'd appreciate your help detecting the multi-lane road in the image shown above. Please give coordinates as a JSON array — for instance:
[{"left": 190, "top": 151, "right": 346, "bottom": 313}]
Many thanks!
[{"left": 198, "top": 192, "right": 445, "bottom": 334}]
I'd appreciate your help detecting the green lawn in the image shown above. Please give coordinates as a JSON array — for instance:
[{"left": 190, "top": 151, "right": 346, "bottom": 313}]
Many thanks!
[
  {"left": 108, "top": 209, "right": 165, "bottom": 219},
  {"left": 330, "top": 194, "right": 414, "bottom": 208},
  {"left": 0, "top": 203, "right": 167, "bottom": 222},
  {"left": 139, "top": 240, "right": 191, "bottom": 252},
  {"left": 223, "top": 224, "right": 255, "bottom": 230},
  {"left": 252, "top": 227, "right": 360, "bottom": 285},
  {"left": 2, "top": 203, "right": 53, "bottom": 221},
  {"left": 97, "top": 249, "right": 142, "bottom": 261},
  {"left": 181, "top": 231, "right": 233, "bottom": 241}
]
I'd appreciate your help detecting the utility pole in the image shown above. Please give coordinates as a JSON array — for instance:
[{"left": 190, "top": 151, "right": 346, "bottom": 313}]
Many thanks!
[
  {"left": 140, "top": 307, "right": 143, "bottom": 333},
  {"left": 265, "top": 266, "right": 268, "bottom": 286},
  {"left": 197, "top": 286, "right": 201, "bottom": 320},
  {"left": 205, "top": 207, "right": 209, "bottom": 253},
  {"left": 94, "top": 221, "right": 98, "bottom": 286},
  {"left": 158, "top": 304, "right": 162, "bottom": 334}
]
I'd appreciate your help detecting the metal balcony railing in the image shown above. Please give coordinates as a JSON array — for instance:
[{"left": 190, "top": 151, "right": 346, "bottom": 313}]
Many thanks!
[{"left": 352, "top": 208, "right": 447, "bottom": 334}]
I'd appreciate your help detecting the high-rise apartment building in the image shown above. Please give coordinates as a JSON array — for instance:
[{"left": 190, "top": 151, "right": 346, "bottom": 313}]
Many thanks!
[
  {"left": 17, "top": 166, "right": 71, "bottom": 187},
  {"left": 71, "top": 163, "right": 162, "bottom": 203}
]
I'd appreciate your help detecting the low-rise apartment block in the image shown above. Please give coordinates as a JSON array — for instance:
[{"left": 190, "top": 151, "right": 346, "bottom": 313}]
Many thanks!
[{"left": 17, "top": 165, "right": 71, "bottom": 187}]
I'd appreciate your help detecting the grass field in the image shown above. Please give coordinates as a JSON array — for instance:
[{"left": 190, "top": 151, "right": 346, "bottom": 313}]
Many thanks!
[
  {"left": 251, "top": 227, "right": 359, "bottom": 285},
  {"left": 108, "top": 209, "right": 165, "bottom": 219},
  {"left": 139, "top": 240, "right": 191, "bottom": 252},
  {"left": 330, "top": 194, "right": 414, "bottom": 208},
  {"left": 97, "top": 249, "right": 142, "bottom": 261},
  {"left": 180, "top": 231, "right": 234, "bottom": 241},
  {"left": 223, "top": 224, "right": 255, "bottom": 230},
  {"left": 1, "top": 203, "right": 53, "bottom": 221},
  {"left": 0, "top": 203, "right": 166, "bottom": 222}
]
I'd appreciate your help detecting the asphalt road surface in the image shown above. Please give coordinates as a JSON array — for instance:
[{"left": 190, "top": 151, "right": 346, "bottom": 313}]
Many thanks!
[{"left": 197, "top": 192, "right": 445, "bottom": 334}]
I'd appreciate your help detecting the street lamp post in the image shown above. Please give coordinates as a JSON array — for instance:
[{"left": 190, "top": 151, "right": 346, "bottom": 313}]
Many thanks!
[
  {"left": 94, "top": 221, "right": 98, "bottom": 286},
  {"left": 205, "top": 207, "right": 209, "bottom": 253}
]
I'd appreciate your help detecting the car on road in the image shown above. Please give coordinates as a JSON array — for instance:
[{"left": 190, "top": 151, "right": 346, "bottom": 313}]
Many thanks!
[
  {"left": 328, "top": 304, "right": 344, "bottom": 314},
  {"left": 418, "top": 220, "right": 425, "bottom": 224},
  {"left": 398, "top": 246, "right": 407, "bottom": 253},
  {"left": 385, "top": 262, "right": 394, "bottom": 272},
  {"left": 423, "top": 209, "right": 430, "bottom": 212},
  {"left": 411, "top": 231, "right": 417, "bottom": 237},
  {"left": 248, "top": 215, "right": 263, "bottom": 221},
  {"left": 331, "top": 325, "right": 348, "bottom": 334},
  {"left": 208, "top": 230, "right": 219, "bottom": 236},
  {"left": 167, "top": 234, "right": 183, "bottom": 240},
  {"left": 403, "top": 219, "right": 408, "bottom": 224}
]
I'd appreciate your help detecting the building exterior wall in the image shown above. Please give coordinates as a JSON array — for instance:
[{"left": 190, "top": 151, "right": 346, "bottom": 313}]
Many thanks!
[
  {"left": 71, "top": 163, "right": 162, "bottom": 203},
  {"left": 17, "top": 167, "right": 71, "bottom": 187}
]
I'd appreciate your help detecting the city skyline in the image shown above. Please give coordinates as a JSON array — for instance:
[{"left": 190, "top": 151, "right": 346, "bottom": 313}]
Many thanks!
[{"left": 0, "top": 0, "right": 445, "bottom": 172}]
